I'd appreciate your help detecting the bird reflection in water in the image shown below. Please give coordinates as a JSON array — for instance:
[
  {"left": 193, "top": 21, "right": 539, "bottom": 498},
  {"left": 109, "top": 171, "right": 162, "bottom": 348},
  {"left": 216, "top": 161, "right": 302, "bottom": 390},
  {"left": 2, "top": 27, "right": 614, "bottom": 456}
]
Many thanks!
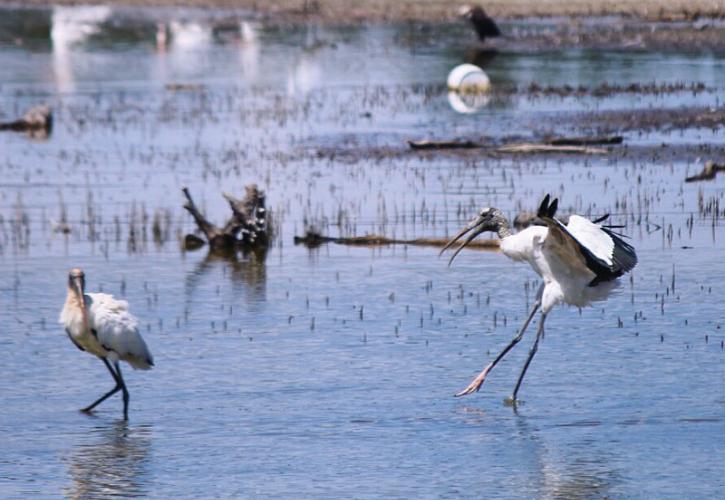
[
  {"left": 64, "top": 420, "right": 152, "bottom": 499},
  {"left": 467, "top": 48, "right": 499, "bottom": 69},
  {"left": 512, "top": 416, "right": 621, "bottom": 499}
]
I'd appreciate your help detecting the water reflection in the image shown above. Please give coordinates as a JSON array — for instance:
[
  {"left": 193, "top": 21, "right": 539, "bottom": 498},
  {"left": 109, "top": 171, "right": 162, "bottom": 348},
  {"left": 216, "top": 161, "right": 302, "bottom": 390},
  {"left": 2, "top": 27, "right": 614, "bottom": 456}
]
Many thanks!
[
  {"left": 466, "top": 48, "right": 499, "bottom": 69},
  {"left": 64, "top": 420, "right": 152, "bottom": 499},
  {"left": 286, "top": 27, "right": 323, "bottom": 95},
  {"left": 51, "top": 6, "right": 111, "bottom": 93},
  {"left": 185, "top": 248, "right": 268, "bottom": 307},
  {"left": 447, "top": 90, "right": 491, "bottom": 113},
  {"left": 238, "top": 21, "right": 260, "bottom": 80},
  {"left": 513, "top": 415, "right": 621, "bottom": 499}
]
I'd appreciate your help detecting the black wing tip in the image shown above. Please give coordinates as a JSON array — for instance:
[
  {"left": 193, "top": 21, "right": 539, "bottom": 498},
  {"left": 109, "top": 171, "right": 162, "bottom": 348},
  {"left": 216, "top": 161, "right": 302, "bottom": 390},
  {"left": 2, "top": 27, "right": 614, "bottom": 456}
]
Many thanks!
[
  {"left": 536, "top": 194, "right": 559, "bottom": 219},
  {"left": 588, "top": 226, "right": 638, "bottom": 285},
  {"left": 548, "top": 198, "right": 558, "bottom": 218},
  {"left": 537, "top": 195, "right": 550, "bottom": 217}
]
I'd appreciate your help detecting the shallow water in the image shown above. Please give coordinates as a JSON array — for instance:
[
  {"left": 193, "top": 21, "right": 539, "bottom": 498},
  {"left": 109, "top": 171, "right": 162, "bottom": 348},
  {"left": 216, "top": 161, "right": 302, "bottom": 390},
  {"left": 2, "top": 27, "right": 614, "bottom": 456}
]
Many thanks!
[{"left": 1, "top": 6, "right": 724, "bottom": 498}]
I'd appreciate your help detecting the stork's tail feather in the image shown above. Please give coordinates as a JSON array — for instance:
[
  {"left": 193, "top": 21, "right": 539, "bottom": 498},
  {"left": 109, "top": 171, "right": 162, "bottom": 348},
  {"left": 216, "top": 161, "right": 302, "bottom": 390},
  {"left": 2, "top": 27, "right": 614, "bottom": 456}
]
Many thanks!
[{"left": 537, "top": 194, "right": 559, "bottom": 219}]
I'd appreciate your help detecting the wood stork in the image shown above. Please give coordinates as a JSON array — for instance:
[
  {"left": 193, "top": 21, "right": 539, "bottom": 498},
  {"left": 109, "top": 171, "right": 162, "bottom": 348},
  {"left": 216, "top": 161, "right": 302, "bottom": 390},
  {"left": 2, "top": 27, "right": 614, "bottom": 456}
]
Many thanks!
[
  {"left": 59, "top": 268, "right": 154, "bottom": 419},
  {"left": 441, "top": 195, "right": 637, "bottom": 402},
  {"left": 459, "top": 5, "right": 501, "bottom": 43}
]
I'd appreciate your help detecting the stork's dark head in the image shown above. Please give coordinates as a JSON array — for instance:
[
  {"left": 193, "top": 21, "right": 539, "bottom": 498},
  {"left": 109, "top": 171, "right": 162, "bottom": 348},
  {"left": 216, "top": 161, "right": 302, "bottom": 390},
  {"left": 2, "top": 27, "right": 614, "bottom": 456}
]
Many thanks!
[{"left": 440, "top": 207, "right": 507, "bottom": 265}]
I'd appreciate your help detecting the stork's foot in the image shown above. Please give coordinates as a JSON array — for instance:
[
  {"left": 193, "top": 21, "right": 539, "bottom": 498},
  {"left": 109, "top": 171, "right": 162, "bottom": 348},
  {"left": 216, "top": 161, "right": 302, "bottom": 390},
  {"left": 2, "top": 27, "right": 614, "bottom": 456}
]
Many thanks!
[
  {"left": 455, "top": 362, "right": 493, "bottom": 397},
  {"left": 503, "top": 396, "right": 522, "bottom": 407},
  {"left": 80, "top": 407, "right": 95, "bottom": 414}
]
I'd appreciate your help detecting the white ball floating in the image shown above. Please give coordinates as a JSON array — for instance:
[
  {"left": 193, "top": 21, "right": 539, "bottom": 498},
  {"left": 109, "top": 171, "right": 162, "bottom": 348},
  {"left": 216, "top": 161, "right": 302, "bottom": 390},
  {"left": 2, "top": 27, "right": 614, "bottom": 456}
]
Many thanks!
[{"left": 446, "top": 63, "right": 491, "bottom": 93}]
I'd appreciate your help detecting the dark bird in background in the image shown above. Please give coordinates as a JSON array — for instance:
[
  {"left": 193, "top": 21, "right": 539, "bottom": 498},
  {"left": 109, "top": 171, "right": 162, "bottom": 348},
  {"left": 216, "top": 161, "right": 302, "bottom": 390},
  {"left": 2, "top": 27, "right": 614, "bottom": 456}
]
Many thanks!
[{"left": 460, "top": 5, "right": 501, "bottom": 42}]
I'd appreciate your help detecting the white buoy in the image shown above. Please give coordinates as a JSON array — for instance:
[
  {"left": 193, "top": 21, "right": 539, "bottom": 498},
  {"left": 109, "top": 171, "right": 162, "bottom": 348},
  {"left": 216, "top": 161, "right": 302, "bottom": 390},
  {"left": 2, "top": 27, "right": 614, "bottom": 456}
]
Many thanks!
[{"left": 446, "top": 63, "right": 491, "bottom": 93}]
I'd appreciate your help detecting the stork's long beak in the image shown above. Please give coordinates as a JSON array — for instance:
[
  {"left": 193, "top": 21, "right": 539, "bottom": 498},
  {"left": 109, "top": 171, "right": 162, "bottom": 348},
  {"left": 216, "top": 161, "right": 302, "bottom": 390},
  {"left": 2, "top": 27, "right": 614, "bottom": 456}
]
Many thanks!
[
  {"left": 72, "top": 276, "right": 85, "bottom": 305},
  {"left": 439, "top": 214, "right": 489, "bottom": 266},
  {"left": 72, "top": 275, "right": 89, "bottom": 329}
]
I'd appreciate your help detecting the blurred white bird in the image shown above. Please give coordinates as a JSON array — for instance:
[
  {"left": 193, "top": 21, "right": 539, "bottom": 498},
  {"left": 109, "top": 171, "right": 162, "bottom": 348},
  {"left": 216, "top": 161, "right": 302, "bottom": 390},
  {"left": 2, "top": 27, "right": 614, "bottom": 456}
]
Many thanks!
[{"left": 59, "top": 268, "right": 154, "bottom": 419}]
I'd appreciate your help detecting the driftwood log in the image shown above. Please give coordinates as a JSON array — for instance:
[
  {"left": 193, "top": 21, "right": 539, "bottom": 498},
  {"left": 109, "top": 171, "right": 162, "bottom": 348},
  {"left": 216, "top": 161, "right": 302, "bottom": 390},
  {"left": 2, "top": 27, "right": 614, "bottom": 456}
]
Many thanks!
[
  {"left": 0, "top": 104, "right": 53, "bottom": 137},
  {"left": 407, "top": 135, "right": 622, "bottom": 153},
  {"left": 495, "top": 143, "right": 607, "bottom": 154},
  {"left": 293, "top": 231, "right": 499, "bottom": 250},
  {"left": 407, "top": 139, "right": 482, "bottom": 150},
  {"left": 547, "top": 135, "right": 623, "bottom": 146},
  {"left": 182, "top": 184, "right": 270, "bottom": 252}
]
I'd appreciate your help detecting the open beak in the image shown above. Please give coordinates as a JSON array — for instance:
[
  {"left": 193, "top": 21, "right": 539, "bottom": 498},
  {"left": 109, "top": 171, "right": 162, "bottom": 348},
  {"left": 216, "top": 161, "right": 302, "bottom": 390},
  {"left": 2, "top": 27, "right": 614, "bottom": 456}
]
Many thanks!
[{"left": 439, "top": 214, "right": 489, "bottom": 266}]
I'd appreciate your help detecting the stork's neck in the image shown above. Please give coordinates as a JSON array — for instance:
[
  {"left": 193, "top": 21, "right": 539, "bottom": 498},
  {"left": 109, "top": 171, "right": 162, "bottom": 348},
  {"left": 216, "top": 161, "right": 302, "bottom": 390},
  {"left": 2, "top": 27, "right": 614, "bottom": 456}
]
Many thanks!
[
  {"left": 65, "top": 286, "right": 90, "bottom": 332},
  {"left": 493, "top": 214, "right": 512, "bottom": 239},
  {"left": 65, "top": 286, "right": 81, "bottom": 307}
]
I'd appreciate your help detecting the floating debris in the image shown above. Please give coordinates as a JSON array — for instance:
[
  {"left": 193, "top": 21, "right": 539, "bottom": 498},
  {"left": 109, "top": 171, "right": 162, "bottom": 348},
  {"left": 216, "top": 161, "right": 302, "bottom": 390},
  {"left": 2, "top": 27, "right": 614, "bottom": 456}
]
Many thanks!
[
  {"left": 496, "top": 143, "right": 608, "bottom": 154},
  {"left": 685, "top": 161, "right": 725, "bottom": 183},
  {"left": 165, "top": 83, "right": 205, "bottom": 92},
  {"left": 0, "top": 104, "right": 53, "bottom": 138},
  {"left": 408, "top": 139, "right": 482, "bottom": 150}
]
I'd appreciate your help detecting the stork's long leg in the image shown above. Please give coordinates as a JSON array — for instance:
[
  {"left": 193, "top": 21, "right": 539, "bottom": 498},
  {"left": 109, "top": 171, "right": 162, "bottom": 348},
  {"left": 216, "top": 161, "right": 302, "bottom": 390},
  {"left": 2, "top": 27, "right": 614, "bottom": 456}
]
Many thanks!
[
  {"left": 82, "top": 358, "right": 121, "bottom": 414},
  {"left": 455, "top": 285, "right": 544, "bottom": 397},
  {"left": 114, "top": 361, "right": 130, "bottom": 420},
  {"left": 510, "top": 312, "right": 547, "bottom": 402}
]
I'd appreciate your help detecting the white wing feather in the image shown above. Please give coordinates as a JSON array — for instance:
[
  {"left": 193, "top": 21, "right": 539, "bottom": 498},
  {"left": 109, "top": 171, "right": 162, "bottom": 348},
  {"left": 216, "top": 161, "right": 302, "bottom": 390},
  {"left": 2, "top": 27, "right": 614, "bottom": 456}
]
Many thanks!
[
  {"left": 565, "top": 215, "right": 614, "bottom": 265},
  {"left": 86, "top": 293, "right": 154, "bottom": 370}
]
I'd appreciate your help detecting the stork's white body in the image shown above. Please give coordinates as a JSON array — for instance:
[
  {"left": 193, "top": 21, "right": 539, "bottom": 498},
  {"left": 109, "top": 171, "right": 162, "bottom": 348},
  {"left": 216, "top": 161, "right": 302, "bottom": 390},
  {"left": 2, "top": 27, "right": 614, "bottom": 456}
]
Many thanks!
[
  {"left": 500, "top": 215, "right": 619, "bottom": 312},
  {"left": 60, "top": 292, "right": 153, "bottom": 370},
  {"left": 59, "top": 268, "right": 154, "bottom": 419}
]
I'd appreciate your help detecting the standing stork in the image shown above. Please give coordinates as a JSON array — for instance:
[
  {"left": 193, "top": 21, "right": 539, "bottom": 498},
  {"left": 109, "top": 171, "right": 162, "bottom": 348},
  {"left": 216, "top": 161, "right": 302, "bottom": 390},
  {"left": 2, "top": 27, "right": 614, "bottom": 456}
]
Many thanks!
[
  {"left": 441, "top": 195, "right": 637, "bottom": 402},
  {"left": 59, "top": 268, "right": 154, "bottom": 419},
  {"left": 460, "top": 5, "right": 501, "bottom": 43}
]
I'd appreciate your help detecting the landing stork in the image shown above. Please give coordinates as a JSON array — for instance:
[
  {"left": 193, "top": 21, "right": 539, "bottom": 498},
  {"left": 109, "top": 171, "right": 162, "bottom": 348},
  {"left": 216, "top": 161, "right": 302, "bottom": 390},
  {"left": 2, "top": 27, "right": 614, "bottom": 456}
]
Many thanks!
[
  {"left": 441, "top": 195, "right": 637, "bottom": 402},
  {"left": 59, "top": 268, "right": 154, "bottom": 419}
]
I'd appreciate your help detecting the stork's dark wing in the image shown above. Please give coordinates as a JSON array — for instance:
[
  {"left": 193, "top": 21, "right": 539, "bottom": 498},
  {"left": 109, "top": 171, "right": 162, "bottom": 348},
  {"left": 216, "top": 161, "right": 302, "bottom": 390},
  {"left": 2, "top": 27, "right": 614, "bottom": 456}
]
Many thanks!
[
  {"left": 538, "top": 196, "right": 636, "bottom": 285},
  {"left": 600, "top": 226, "right": 638, "bottom": 277}
]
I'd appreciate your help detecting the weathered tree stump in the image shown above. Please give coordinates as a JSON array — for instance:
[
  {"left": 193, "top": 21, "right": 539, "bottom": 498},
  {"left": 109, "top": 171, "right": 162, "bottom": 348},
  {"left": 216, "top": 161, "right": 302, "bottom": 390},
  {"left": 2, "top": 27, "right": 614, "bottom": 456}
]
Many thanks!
[{"left": 182, "top": 184, "right": 270, "bottom": 252}]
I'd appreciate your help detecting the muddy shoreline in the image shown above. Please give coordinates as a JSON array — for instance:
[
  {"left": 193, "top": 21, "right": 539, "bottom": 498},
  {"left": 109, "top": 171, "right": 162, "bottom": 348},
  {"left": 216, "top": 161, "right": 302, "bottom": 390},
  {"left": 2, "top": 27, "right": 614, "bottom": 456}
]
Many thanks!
[
  {"left": 3, "top": 2, "right": 723, "bottom": 52},
  {"left": 2, "top": 0, "right": 724, "bottom": 23}
]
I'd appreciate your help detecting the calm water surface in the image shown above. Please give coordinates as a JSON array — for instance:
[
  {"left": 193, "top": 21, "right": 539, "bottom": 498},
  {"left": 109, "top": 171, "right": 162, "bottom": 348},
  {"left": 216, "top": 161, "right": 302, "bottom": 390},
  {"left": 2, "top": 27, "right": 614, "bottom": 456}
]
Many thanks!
[{"left": 0, "top": 6, "right": 724, "bottom": 498}]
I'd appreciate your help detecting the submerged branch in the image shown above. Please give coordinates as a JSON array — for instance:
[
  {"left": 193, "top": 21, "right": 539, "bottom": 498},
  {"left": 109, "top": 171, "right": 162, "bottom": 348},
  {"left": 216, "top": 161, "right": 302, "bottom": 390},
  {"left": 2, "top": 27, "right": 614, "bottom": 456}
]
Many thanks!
[
  {"left": 294, "top": 231, "right": 500, "bottom": 250},
  {"left": 407, "top": 135, "right": 622, "bottom": 154}
]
